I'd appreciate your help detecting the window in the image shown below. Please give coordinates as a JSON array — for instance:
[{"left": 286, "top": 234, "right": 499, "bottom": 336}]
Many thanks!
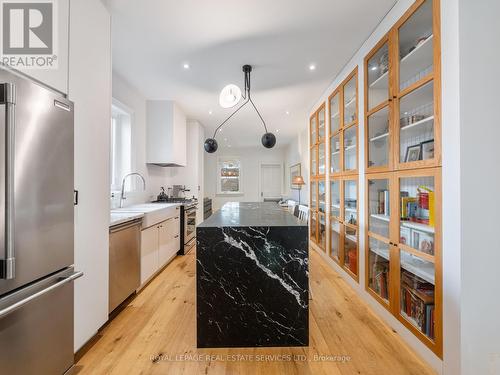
[
  {"left": 217, "top": 157, "right": 242, "bottom": 194},
  {"left": 110, "top": 101, "right": 132, "bottom": 191}
]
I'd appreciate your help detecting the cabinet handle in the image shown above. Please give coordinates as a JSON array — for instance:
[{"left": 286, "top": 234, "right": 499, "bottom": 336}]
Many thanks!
[{"left": 174, "top": 235, "right": 179, "bottom": 238}]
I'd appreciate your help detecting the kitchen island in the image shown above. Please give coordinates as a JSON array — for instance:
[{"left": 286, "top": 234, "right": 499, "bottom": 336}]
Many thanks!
[{"left": 196, "top": 202, "right": 309, "bottom": 348}]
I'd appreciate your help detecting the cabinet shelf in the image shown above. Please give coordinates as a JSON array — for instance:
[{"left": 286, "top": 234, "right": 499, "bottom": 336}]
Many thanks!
[
  {"left": 345, "top": 97, "right": 356, "bottom": 108},
  {"left": 370, "top": 132, "right": 389, "bottom": 142},
  {"left": 370, "top": 70, "right": 389, "bottom": 90},
  {"left": 400, "top": 34, "right": 434, "bottom": 86},
  {"left": 400, "top": 115, "right": 434, "bottom": 132}
]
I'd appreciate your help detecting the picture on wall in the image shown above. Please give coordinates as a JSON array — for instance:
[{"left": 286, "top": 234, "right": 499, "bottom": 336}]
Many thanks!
[
  {"left": 290, "top": 163, "right": 302, "bottom": 190},
  {"left": 405, "top": 144, "right": 421, "bottom": 162}
]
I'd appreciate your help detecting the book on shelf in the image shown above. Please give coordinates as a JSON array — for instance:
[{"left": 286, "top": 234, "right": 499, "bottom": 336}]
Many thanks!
[
  {"left": 378, "top": 189, "right": 390, "bottom": 216},
  {"left": 401, "top": 270, "right": 435, "bottom": 339},
  {"left": 371, "top": 259, "right": 389, "bottom": 299}
]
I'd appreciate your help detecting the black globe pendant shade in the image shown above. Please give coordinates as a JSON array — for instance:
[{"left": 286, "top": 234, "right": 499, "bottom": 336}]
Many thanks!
[
  {"left": 204, "top": 138, "right": 218, "bottom": 153},
  {"left": 261, "top": 132, "right": 276, "bottom": 148},
  {"left": 205, "top": 64, "right": 276, "bottom": 153}
]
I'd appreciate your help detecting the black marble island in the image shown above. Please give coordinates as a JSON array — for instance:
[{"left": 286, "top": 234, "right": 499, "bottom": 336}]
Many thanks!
[{"left": 196, "top": 202, "right": 309, "bottom": 348}]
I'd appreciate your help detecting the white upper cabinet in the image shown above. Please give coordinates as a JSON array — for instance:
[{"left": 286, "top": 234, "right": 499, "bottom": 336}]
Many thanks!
[
  {"left": 146, "top": 100, "right": 187, "bottom": 166},
  {"left": 19, "top": 0, "right": 70, "bottom": 94}
]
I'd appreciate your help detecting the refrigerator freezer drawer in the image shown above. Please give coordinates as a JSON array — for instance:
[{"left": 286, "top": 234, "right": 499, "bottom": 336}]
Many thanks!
[{"left": 0, "top": 267, "right": 80, "bottom": 375}]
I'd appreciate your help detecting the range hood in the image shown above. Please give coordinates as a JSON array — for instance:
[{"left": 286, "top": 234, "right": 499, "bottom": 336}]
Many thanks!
[{"left": 146, "top": 100, "right": 187, "bottom": 167}]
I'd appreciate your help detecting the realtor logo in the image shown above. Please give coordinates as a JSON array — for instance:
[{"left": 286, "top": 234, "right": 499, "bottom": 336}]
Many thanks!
[{"left": 0, "top": 0, "right": 58, "bottom": 69}]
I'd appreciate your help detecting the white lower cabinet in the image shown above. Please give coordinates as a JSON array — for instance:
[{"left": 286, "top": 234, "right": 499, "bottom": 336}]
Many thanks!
[
  {"left": 140, "top": 225, "right": 160, "bottom": 284},
  {"left": 140, "top": 216, "right": 180, "bottom": 286}
]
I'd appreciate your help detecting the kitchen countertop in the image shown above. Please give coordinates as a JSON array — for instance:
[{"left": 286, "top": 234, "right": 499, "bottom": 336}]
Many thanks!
[
  {"left": 198, "top": 202, "right": 305, "bottom": 228},
  {"left": 109, "top": 212, "right": 144, "bottom": 227},
  {"left": 110, "top": 202, "right": 182, "bottom": 228}
]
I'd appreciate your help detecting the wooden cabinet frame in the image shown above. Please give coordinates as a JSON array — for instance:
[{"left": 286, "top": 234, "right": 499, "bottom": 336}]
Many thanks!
[
  {"left": 310, "top": 103, "right": 326, "bottom": 249},
  {"left": 363, "top": 0, "right": 442, "bottom": 357},
  {"left": 328, "top": 67, "right": 359, "bottom": 176},
  {"left": 328, "top": 175, "right": 359, "bottom": 281},
  {"left": 364, "top": 168, "right": 442, "bottom": 357},
  {"left": 364, "top": 0, "right": 441, "bottom": 172}
]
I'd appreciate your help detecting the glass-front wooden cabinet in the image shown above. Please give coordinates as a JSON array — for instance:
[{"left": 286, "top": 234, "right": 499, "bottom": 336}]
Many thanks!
[
  {"left": 310, "top": 103, "right": 326, "bottom": 250},
  {"left": 328, "top": 176, "right": 359, "bottom": 279},
  {"left": 327, "top": 67, "right": 359, "bottom": 280},
  {"left": 365, "top": 167, "right": 441, "bottom": 355},
  {"left": 365, "top": 0, "right": 440, "bottom": 172},
  {"left": 329, "top": 68, "right": 358, "bottom": 176},
  {"left": 364, "top": 0, "right": 441, "bottom": 357}
]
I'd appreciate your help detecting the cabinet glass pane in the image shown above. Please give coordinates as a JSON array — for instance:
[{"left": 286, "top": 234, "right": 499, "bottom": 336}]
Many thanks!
[
  {"left": 367, "top": 106, "right": 390, "bottom": 168},
  {"left": 310, "top": 117, "right": 317, "bottom": 144},
  {"left": 330, "top": 92, "right": 340, "bottom": 133},
  {"left": 310, "top": 212, "right": 317, "bottom": 242},
  {"left": 399, "top": 176, "right": 435, "bottom": 255},
  {"left": 330, "top": 219, "right": 340, "bottom": 261},
  {"left": 330, "top": 179, "right": 340, "bottom": 218},
  {"left": 399, "top": 81, "right": 434, "bottom": 164},
  {"left": 400, "top": 249, "right": 435, "bottom": 340},
  {"left": 344, "top": 180, "right": 357, "bottom": 226},
  {"left": 318, "top": 142, "right": 325, "bottom": 175},
  {"left": 343, "top": 76, "right": 357, "bottom": 124},
  {"left": 344, "top": 126, "right": 357, "bottom": 171},
  {"left": 368, "top": 178, "right": 390, "bottom": 238},
  {"left": 319, "top": 213, "right": 327, "bottom": 249},
  {"left": 343, "top": 227, "right": 358, "bottom": 275},
  {"left": 310, "top": 181, "right": 317, "bottom": 211},
  {"left": 399, "top": 0, "right": 434, "bottom": 91},
  {"left": 311, "top": 147, "right": 317, "bottom": 176},
  {"left": 367, "top": 42, "right": 389, "bottom": 110},
  {"left": 318, "top": 181, "right": 326, "bottom": 213},
  {"left": 318, "top": 107, "right": 325, "bottom": 140},
  {"left": 368, "top": 237, "right": 390, "bottom": 301},
  {"left": 330, "top": 135, "right": 341, "bottom": 173}
]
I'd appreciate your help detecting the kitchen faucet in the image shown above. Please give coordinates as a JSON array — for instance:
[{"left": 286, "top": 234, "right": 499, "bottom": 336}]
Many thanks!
[{"left": 120, "top": 172, "right": 146, "bottom": 208}]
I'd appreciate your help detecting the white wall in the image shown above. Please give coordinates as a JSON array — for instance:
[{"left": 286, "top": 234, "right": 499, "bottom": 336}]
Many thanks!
[
  {"left": 284, "top": 127, "right": 310, "bottom": 205},
  {"left": 70, "top": 0, "right": 111, "bottom": 351},
  {"left": 306, "top": 0, "right": 443, "bottom": 372},
  {"left": 457, "top": 0, "right": 500, "bottom": 374},
  {"left": 204, "top": 146, "right": 286, "bottom": 211}
]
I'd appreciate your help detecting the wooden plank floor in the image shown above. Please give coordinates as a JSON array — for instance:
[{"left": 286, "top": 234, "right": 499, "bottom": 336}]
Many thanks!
[{"left": 75, "top": 249, "right": 436, "bottom": 375}]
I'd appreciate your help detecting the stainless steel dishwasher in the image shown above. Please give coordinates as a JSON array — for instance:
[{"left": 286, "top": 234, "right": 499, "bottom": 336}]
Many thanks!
[{"left": 109, "top": 218, "right": 142, "bottom": 313}]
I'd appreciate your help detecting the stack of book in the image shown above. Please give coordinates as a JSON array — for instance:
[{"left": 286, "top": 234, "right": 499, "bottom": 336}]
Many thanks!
[{"left": 401, "top": 270, "right": 435, "bottom": 339}]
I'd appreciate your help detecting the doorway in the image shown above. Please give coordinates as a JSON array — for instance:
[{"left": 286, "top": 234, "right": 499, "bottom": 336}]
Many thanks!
[{"left": 259, "top": 163, "right": 282, "bottom": 201}]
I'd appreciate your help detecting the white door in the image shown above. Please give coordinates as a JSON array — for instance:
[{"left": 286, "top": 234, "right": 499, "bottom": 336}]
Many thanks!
[{"left": 260, "top": 164, "right": 282, "bottom": 201}]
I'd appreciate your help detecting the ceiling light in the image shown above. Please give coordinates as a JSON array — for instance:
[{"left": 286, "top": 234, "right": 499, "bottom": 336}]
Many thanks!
[
  {"left": 309, "top": 64, "right": 316, "bottom": 71},
  {"left": 204, "top": 65, "right": 276, "bottom": 153},
  {"left": 285, "top": 111, "right": 290, "bottom": 115},
  {"left": 183, "top": 63, "right": 190, "bottom": 69},
  {"left": 276, "top": 129, "right": 279, "bottom": 133},
  {"left": 219, "top": 84, "right": 242, "bottom": 108},
  {"left": 208, "top": 110, "right": 213, "bottom": 115}
]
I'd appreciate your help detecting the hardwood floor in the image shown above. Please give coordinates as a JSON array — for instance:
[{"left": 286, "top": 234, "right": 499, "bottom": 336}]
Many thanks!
[{"left": 75, "top": 249, "right": 436, "bottom": 375}]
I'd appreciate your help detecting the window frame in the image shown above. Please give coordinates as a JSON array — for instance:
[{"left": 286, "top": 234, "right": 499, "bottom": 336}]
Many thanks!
[{"left": 216, "top": 156, "right": 244, "bottom": 195}]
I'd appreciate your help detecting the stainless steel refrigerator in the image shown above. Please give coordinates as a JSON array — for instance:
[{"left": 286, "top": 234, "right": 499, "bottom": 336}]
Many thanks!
[{"left": 0, "top": 68, "right": 82, "bottom": 374}]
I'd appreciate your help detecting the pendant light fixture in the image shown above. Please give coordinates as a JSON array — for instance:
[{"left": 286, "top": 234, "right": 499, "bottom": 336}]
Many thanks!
[{"left": 204, "top": 65, "right": 276, "bottom": 153}]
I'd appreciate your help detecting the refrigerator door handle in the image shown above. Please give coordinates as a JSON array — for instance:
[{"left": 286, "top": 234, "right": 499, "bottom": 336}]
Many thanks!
[
  {"left": 0, "top": 82, "right": 15, "bottom": 280},
  {"left": 0, "top": 271, "right": 83, "bottom": 318}
]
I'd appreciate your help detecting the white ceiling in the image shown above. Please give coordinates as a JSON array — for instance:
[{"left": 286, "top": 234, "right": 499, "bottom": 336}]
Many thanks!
[{"left": 106, "top": 0, "right": 397, "bottom": 149}]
